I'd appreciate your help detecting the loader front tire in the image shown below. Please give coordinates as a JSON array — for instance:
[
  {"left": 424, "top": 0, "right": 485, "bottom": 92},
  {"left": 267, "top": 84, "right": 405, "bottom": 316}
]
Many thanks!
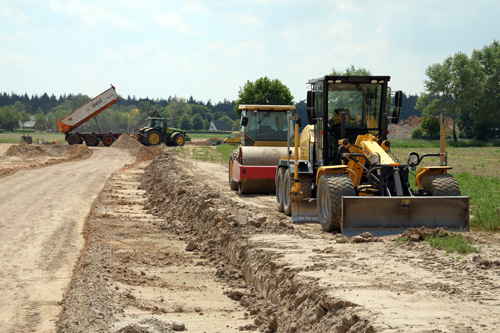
[
  {"left": 421, "top": 174, "right": 461, "bottom": 196},
  {"left": 317, "top": 174, "right": 355, "bottom": 232},
  {"left": 276, "top": 167, "right": 286, "bottom": 212},
  {"left": 283, "top": 169, "right": 292, "bottom": 216},
  {"left": 144, "top": 130, "right": 162, "bottom": 146}
]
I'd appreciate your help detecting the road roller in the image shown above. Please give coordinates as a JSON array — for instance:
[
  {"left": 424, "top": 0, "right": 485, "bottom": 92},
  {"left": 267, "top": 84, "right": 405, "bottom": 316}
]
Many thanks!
[{"left": 228, "top": 104, "right": 296, "bottom": 194}]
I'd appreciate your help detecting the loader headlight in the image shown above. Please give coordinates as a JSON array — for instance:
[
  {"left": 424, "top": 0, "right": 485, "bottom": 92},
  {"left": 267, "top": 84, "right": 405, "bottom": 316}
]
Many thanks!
[
  {"left": 369, "top": 153, "right": 380, "bottom": 164},
  {"left": 408, "top": 152, "right": 419, "bottom": 165}
]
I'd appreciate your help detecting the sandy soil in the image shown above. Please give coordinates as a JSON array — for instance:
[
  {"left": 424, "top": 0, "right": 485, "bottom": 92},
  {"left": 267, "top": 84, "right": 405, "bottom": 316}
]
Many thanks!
[
  {"left": 2, "top": 139, "right": 500, "bottom": 332},
  {"left": 0, "top": 145, "right": 134, "bottom": 332}
]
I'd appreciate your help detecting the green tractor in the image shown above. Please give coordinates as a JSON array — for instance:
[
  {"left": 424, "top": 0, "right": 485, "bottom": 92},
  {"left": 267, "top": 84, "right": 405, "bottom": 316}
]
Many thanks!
[{"left": 134, "top": 110, "right": 190, "bottom": 146}]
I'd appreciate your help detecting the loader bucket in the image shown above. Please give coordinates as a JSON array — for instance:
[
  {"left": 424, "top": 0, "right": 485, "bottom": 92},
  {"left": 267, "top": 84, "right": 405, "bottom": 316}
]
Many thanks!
[
  {"left": 342, "top": 196, "right": 469, "bottom": 237},
  {"left": 291, "top": 199, "right": 319, "bottom": 224}
]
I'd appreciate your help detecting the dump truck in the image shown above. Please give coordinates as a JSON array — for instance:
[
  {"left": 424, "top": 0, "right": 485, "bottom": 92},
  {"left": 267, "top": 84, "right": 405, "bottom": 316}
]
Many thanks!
[
  {"left": 58, "top": 85, "right": 122, "bottom": 146},
  {"left": 134, "top": 109, "right": 190, "bottom": 146},
  {"left": 276, "top": 75, "right": 469, "bottom": 236},
  {"left": 228, "top": 104, "right": 296, "bottom": 194}
]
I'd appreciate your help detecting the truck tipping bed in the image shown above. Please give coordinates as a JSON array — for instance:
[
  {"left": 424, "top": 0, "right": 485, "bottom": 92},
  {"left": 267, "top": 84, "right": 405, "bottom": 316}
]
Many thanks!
[{"left": 57, "top": 85, "right": 119, "bottom": 134}]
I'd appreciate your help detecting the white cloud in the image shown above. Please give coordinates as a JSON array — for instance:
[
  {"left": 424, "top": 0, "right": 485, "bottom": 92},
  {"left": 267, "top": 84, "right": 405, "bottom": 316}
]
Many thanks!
[
  {"left": 0, "top": 54, "right": 43, "bottom": 71},
  {"left": 0, "top": 4, "right": 27, "bottom": 22},
  {"left": 5, "top": 31, "right": 30, "bottom": 42},
  {"left": 151, "top": 11, "right": 198, "bottom": 36},
  {"left": 49, "top": 0, "right": 142, "bottom": 30}
]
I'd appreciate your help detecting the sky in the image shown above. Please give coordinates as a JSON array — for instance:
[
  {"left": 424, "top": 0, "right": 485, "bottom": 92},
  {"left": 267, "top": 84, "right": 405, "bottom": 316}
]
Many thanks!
[{"left": 1, "top": 0, "right": 499, "bottom": 104}]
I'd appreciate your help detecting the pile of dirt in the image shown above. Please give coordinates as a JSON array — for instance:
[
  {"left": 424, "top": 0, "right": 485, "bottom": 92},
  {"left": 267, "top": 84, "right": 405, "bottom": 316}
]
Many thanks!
[
  {"left": 400, "top": 227, "right": 452, "bottom": 242},
  {"left": 111, "top": 134, "right": 143, "bottom": 152},
  {"left": 6, "top": 142, "right": 73, "bottom": 157},
  {"left": 204, "top": 137, "right": 223, "bottom": 145},
  {"left": 135, "top": 146, "right": 162, "bottom": 163}
]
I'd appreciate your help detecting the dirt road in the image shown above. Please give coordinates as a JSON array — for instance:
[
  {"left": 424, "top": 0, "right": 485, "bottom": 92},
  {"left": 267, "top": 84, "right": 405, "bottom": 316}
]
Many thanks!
[{"left": 0, "top": 147, "right": 133, "bottom": 332}]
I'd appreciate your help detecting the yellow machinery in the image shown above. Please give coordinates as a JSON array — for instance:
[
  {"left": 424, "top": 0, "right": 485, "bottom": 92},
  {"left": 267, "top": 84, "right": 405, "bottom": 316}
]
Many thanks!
[
  {"left": 276, "top": 76, "right": 469, "bottom": 235},
  {"left": 229, "top": 105, "right": 295, "bottom": 194}
]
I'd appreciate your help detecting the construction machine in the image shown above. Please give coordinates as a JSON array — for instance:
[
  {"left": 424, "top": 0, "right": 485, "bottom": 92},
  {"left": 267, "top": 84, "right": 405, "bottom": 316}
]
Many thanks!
[
  {"left": 276, "top": 75, "right": 469, "bottom": 236},
  {"left": 58, "top": 85, "right": 122, "bottom": 146},
  {"left": 228, "top": 104, "right": 296, "bottom": 194},
  {"left": 134, "top": 109, "right": 190, "bottom": 146}
]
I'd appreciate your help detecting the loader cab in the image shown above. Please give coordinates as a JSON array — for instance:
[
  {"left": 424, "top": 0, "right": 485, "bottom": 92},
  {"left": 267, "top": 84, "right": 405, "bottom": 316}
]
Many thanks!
[
  {"left": 147, "top": 117, "right": 167, "bottom": 134},
  {"left": 238, "top": 105, "right": 296, "bottom": 147},
  {"left": 307, "top": 76, "right": 391, "bottom": 167}
]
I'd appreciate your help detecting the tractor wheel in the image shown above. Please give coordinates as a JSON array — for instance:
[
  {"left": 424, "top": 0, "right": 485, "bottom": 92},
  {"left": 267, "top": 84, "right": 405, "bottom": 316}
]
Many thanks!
[
  {"left": 317, "top": 174, "right": 355, "bottom": 232},
  {"left": 67, "top": 134, "right": 81, "bottom": 145},
  {"left": 421, "top": 174, "right": 461, "bottom": 196},
  {"left": 283, "top": 169, "right": 292, "bottom": 216},
  {"left": 102, "top": 134, "right": 116, "bottom": 147},
  {"left": 228, "top": 150, "right": 239, "bottom": 191},
  {"left": 276, "top": 167, "right": 286, "bottom": 212},
  {"left": 172, "top": 133, "right": 186, "bottom": 146},
  {"left": 85, "top": 134, "right": 99, "bottom": 147},
  {"left": 144, "top": 130, "right": 162, "bottom": 146}
]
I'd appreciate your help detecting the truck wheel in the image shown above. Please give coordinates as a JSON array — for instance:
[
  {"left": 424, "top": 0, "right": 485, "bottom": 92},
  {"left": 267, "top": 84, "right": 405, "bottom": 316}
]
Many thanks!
[
  {"left": 67, "top": 134, "right": 81, "bottom": 145},
  {"left": 145, "top": 130, "right": 162, "bottom": 146},
  {"left": 276, "top": 167, "right": 286, "bottom": 212},
  {"left": 283, "top": 169, "right": 292, "bottom": 216},
  {"left": 299, "top": 174, "right": 313, "bottom": 199},
  {"left": 85, "top": 134, "right": 99, "bottom": 147},
  {"left": 102, "top": 134, "right": 115, "bottom": 147},
  {"left": 317, "top": 174, "right": 355, "bottom": 232},
  {"left": 421, "top": 174, "right": 461, "bottom": 196},
  {"left": 172, "top": 133, "right": 185, "bottom": 146},
  {"left": 228, "top": 150, "right": 239, "bottom": 191}
]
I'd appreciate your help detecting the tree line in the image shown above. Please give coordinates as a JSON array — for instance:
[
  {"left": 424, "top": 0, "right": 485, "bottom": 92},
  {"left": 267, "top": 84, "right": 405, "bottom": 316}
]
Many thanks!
[{"left": 0, "top": 92, "right": 238, "bottom": 133}]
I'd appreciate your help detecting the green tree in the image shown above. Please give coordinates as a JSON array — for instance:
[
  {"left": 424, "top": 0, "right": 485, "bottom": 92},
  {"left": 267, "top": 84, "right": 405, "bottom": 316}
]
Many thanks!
[
  {"left": 34, "top": 108, "right": 47, "bottom": 130},
  {"left": 419, "top": 115, "right": 440, "bottom": 139},
  {"left": 235, "top": 77, "right": 294, "bottom": 117},
  {"left": 331, "top": 65, "right": 372, "bottom": 76},
  {"left": 71, "top": 94, "right": 91, "bottom": 111},
  {"left": 192, "top": 113, "right": 204, "bottom": 130},
  {"left": 165, "top": 98, "right": 191, "bottom": 128},
  {"left": 416, "top": 52, "right": 483, "bottom": 141},
  {"left": 179, "top": 113, "right": 192, "bottom": 130}
]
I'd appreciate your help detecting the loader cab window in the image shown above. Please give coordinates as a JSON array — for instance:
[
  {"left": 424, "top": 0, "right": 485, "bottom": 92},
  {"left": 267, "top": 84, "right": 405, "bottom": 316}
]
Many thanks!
[
  {"left": 148, "top": 118, "right": 164, "bottom": 129},
  {"left": 327, "top": 83, "right": 382, "bottom": 131}
]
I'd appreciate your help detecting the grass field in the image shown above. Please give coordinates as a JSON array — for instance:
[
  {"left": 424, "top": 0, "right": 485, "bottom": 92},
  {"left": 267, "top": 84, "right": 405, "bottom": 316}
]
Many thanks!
[{"left": 0, "top": 131, "right": 65, "bottom": 143}]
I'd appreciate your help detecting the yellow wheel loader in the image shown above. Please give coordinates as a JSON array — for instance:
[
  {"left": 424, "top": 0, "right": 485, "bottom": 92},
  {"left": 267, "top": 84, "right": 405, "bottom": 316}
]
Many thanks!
[
  {"left": 228, "top": 104, "right": 295, "bottom": 194},
  {"left": 276, "top": 76, "right": 469, "bottom": 236}
]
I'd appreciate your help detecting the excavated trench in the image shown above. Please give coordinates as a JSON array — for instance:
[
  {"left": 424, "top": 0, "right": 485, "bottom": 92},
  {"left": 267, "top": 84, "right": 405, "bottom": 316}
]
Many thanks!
[{"left": 140, "top": 150, "right": 374, "bottom": 332}]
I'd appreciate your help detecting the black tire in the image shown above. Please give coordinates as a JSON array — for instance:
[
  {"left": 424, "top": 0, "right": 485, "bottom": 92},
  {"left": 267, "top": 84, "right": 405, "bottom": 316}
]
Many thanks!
[
  {"left": 421, "top": 174, "right": 461, "bottom": 196},
  {"left": 67, "top": 134, "right": 81, "bottom": 145},
  {"left": 144, "top": 130, "right": 162, "bottom": 146},
  {"left": 276, "top": 167, "right": 286, "bottom": 212},
  {"left": 85, "top": 134, "right": 99, "bottom": 147},
  {"left": 317, "top": 174, "right": 355, "bottom": 232},
  {"left": 283, "top": 168, "right": 292, "bottom": 216},
  {"left": 298, "top": 174, "right": 313, "bottom": 199},
  {"left": 228, "top": 150, "right": 239, "bottom": 191},
  {"left": 171, "top": 133, "right": 185, "bottom": 146},
  {"left": 102, "top": 134, "right": 115, "bottom": 147}
]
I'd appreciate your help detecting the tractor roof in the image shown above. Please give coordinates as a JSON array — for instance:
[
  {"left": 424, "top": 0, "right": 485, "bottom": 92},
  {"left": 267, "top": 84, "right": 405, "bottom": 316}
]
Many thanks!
[{"left": 238, "top": 104, "right": 296, "bottom": 111}]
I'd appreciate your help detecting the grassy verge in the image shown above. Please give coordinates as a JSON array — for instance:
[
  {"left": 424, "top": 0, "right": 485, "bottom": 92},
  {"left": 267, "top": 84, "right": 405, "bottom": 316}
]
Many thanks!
[
  {"left": 174, "top": 144, "right": 236, "bottom": 164},
  {"left": 425, "top": 234, "right": 480, "bottom": 255},
  {"left": 0, "top": 131, "right": 65, "bottom": 143},
  {"left": 455, "top": 173, "right": 500, "bottom": 231}
]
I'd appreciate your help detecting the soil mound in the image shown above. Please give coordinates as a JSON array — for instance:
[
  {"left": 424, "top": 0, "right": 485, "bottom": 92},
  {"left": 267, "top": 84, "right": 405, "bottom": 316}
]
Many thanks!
[
  {"left": 6, "top": 142, "right": 75, "bottom": 157},
  {"left": 136, "top": 146, "right": 162, "bottom": 163},
  {"left": 111, "top": 134, "right": 142, "bottom": 151}
]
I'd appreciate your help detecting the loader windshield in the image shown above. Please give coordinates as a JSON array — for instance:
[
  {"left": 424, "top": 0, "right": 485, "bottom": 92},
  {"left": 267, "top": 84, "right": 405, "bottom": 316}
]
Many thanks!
[
  {"left": 327, "top": 83, "right": 382, "bottom": 130},
  {"left": 243, "top": 111, "right": 290, "bottom": 142}
]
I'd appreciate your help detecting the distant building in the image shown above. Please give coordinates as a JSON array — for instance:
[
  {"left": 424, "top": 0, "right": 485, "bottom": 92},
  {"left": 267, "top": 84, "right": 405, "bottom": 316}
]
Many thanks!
[
  {"left": 208, "top": 120, "right": 232, "bottom": 131},
  {"left": 18, "top": 115, "right": 36, "bottom": 129}
]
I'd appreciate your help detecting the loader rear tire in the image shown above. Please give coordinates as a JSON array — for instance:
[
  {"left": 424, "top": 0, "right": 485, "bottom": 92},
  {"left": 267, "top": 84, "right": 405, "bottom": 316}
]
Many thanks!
[
  {"left": 283, "top": 169, "right": 292, "bottom": 216},
  {"left": 317, "top": 174, "right": 355, "bottom": 232},
  {"left": 276, "top": 167, "right": 286, "bottom": 212},
  {"left": 171, "top": 133, "right": 185, "bottom": 146},
  {"left": 421, "top": 174, "right": 461, "bottom": 196},
  {"left": 228, "top": 150, "right": 239, "bottom": 191}
]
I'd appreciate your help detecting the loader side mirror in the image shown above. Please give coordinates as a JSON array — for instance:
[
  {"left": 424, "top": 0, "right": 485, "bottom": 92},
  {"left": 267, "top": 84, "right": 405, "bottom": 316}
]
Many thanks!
[
  {"left": 241, "top": 116, "right": 249, "bottom": 127},
  {"left": 306, "top": 91, "right": 317, "bottom": 125}
]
